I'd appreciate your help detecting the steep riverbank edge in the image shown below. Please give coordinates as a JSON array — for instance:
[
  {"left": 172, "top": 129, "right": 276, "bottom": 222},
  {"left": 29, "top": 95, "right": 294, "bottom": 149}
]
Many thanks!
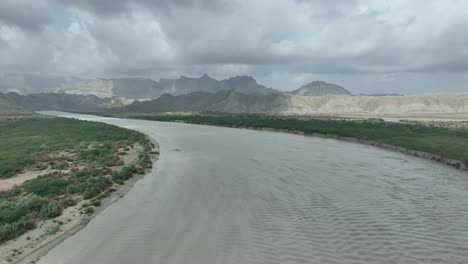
[{"left": 8, "top": 136, "right": 159, "bottom": 264}]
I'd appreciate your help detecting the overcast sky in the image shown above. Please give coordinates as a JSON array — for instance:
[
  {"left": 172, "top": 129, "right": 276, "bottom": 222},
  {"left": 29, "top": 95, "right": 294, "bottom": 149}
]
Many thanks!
[{"left": 0, "top": 0, "right": 467, "bottom": 94}]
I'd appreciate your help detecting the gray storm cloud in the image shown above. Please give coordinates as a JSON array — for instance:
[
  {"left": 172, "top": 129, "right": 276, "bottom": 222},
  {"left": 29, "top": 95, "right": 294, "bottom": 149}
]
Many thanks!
[
  {"left": 0, "top": 0, "right": 467, "bottom": 94},
  {"left": 0, "top": 0, "right": 51, "bottom": 31}
]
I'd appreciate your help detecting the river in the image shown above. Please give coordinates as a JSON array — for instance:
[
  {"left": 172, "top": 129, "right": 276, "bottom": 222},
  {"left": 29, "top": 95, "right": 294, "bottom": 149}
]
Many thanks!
[{"left": 38, "top": 112, "right": 468, "bottom": 264}]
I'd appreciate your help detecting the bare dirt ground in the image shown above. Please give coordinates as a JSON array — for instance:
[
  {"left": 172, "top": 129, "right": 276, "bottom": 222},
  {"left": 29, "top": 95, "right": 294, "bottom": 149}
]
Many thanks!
[{"left": 0, "top": 171, "right": 47, "bottom": 192}]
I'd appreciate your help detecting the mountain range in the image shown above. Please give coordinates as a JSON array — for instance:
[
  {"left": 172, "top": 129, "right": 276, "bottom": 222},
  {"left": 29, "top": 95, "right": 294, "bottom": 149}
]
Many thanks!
[
  {"left": 3, "top": 73, "right": 466, "bottom": 117},
  {"left": 0, "top": 74, "right": 281, "bottom": 99},
  {"left": 2, "top": 90, "right": 468, "bottom": 116},
  {"left": 0, "top": 73, "right": 349, "bottom": 99}
]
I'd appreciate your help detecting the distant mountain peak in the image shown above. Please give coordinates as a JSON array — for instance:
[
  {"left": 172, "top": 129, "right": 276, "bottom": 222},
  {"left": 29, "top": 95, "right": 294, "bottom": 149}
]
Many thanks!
[
  {"left": 290, "top": 80, "right": 351, "bottom": 96},
  {"left": 227, "top": 75, "right": 256, "bottom": 81},
  {"left": 307, "top": 80, "right": 327, "bottom": 85}
]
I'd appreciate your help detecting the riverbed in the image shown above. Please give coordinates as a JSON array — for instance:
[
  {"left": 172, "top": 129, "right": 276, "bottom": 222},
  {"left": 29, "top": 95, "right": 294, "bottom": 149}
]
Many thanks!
[{"left": 38, "top": 112, "right": 468, "bottom": 264}]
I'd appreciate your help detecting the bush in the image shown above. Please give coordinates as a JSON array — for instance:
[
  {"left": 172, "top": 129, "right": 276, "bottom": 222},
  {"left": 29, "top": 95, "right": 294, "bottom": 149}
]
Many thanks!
[
  {"left": 79, "top": 145, "right": 114, "bottom": 163},
  {"left": 51, "top": 161, "right": 69, "bottom": 170},
  {"left": 83, "top": 206, "right": 94, "bottom": 215},
  {"left": 0, "top": 206, "right": 28, "bottom": 226},
  {"left": 0, "top": 194, "right": 48, "bottom": 225},
  {"left": 111, "top": 165, "right": 137, "bottom": 182},
  {"left": 82, "top": 176, "right": 113, "bottom": 199},
  {"left": 40, "top": 200, "right": 62, "bottom": 218},
  {"left": 0, "top": 220, "right": 35, "bottom": 243},
  {"left": 22, "top": 178, "right": 70, "bottom": 197},
  {"left": 91, "top": 199, "right": 101, "bottom": 206},
  {"left": 138, "top": 153, "right": 152, "bottom": 169},
  {"left": 72, "top": 169, "right": 101, "bottom": 179},
  {"left": 59, "top": 196, "right": 77, "bottom": 207}
]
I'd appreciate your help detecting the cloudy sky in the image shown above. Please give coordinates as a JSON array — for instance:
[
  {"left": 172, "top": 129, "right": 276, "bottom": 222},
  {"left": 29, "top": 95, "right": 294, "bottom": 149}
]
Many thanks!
[{"left": 0, "top": 0, "right": 467, "bottom": 94}]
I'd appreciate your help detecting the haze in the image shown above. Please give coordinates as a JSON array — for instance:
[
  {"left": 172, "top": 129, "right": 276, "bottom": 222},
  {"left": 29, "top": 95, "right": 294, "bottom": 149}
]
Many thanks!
[{"left": 1, "top": 0, "right": 468, "bottom": 94}]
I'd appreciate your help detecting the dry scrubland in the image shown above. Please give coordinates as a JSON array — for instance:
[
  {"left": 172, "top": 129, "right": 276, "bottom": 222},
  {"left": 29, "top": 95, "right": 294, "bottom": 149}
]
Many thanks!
[{"left": 0, "top": 116, "right": 158, "bottom": 263}]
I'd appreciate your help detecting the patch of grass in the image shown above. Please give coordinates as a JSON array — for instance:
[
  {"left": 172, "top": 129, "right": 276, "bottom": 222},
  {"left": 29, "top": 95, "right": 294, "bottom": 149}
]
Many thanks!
[{"left": 0, "top": 117, "right": 145, "bottom": 179}]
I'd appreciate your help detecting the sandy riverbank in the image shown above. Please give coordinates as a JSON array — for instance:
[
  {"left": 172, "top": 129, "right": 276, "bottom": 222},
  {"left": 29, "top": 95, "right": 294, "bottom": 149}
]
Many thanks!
[{"left": 0, "top": 138, "right": 159, "bottom": 264}]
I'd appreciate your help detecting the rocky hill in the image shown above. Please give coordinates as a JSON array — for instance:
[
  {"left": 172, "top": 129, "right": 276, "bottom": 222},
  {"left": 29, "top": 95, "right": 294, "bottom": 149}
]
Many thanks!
[
  {"left": 121, "top": 90, "right": 285, "bottom": 113},
  {"left": 0, "top": 92, "right": 31, "bottom": 114},
  {"left": 285, "top": 93, "right": 468, "bottom": 115},
  {"left": 290, "top": 81, "right": 351, "bottom": 96}
]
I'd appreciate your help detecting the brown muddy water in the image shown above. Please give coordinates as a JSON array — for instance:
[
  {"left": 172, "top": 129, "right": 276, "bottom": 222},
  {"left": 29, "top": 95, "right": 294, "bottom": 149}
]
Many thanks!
[{"left": 38, "top": 112, "right": 468, "bottom": 264}]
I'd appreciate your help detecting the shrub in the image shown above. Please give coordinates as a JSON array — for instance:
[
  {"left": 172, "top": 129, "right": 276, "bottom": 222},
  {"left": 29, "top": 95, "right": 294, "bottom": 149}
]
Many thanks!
[
  {"left": 72, "top": 169, "right": 101, "bottom": 179},
  {"left": 79, "top": 145, "right": 114, "bottom": 163},
  {"left": 111, "top": 165, "right": 137, "bottom": 182},
  {"left": 52, "top": 161, "right": 69, "bottom": 170},
  {"left": 66, "top": 184, "right": 83, "bottom": 194},
  {"left": 91, "top": 199, "right": 101, "bottom": 206},
  {"left": 83, "top": 206, "right": 94, "bottom": 215},
  {"left": 0, "top": 220, "right": 35, "bottom": 243},
  {"left": 0, "top": 206, "right": 28, "bottom": 226},
  {"left": 0, "top": 194, "right": 48, "bottom": 225},
  {"left": 59, "top": 196, "right": 77, "bottom": 207},
  {"left": 40, "top": 200, "right": 62, "bottom": 218},
  {"left": 22, "top": 178, "right": 70, "bottom": 197},
  {"left": 138, "top": 153, "right": 152, "bottom": 169},
  {"left": 82, "top": 176, "right": 112, "bottom": 199}
]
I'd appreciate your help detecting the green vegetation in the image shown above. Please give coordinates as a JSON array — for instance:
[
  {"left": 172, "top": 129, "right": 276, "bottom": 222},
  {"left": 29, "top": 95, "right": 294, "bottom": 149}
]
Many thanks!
[
  {"left": 22, "top": 178, "right": 70, "bottom": 197},
  {"left": 111, "top": 165, "right": 137, "bottom": 182},
  {"left": 0, "top": 116, "right": 156, "bottom": 244},
  {"left": 82, "top": 206, "right": 95, "bottom": 216},
  {"left": 0, "top": 116, "right": 145, "bottom": 178},
  {"left": 79, "top": 144, "right": 113, "bottom": 163},
  {"left": 105, "top": 112, "right": 468, "bottom": 167}
]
